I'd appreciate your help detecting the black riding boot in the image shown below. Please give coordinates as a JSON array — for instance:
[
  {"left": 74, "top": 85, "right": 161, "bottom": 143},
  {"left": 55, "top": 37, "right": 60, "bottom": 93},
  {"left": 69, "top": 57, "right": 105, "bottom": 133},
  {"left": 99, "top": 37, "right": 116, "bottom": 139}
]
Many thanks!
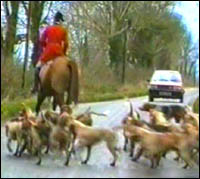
[{"left": 31, "top": 66, "right": 41, "bottom": 94}]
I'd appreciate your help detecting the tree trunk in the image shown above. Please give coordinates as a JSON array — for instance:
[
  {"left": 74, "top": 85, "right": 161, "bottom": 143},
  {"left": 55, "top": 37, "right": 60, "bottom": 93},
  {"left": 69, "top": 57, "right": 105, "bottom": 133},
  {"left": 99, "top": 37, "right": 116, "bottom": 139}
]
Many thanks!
[
  {"left": 108, "top": 34, "right": 123, "bottom": 74},
  {"left": 193, "top": 68, "right": 196, "bottom": 86},
  {"left": 22, "top": 2, "right": 31, "bottom": 88},
  {"left": 121, "top": 31, "right": 127, "bottom": 84},
  {"left": 29, "top": 2, "right": 47, "bottom": 66},
  {"left": 30, "top": 2, "right": 45, "bottom": 44},
  {"left": 179, "top": 59, "right": 183, "bottom": 74},
  {"left": 82, "top": 30, "right": 90, "bottom": 66},
  {"left": 188, "top": 61, "right": 196, "bottom": 76},
  {"left": 1, "top": 47, "right": 4, "bottom": 67},
  {"left": 184, "top": 59, "right": 188, "bottom": 76},
  {"left": 4, "top": 1, "right": 20, "bottom": 62},
  {"left": 1, "top": 27, "right": 4, "bottom": 64}
]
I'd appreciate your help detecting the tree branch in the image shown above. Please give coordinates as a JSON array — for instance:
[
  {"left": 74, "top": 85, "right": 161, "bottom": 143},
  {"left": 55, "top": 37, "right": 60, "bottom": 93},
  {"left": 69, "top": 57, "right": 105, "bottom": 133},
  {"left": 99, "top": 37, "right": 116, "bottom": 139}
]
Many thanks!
[
  {"left": 3, "top": 1, "right": 10, "bottom": 20},
  {"left": 109, "top": 24, "right": 129, "bottom": 38},
  {"left": 81, "top": 3, "right": 105, "bottom": 34},
  {"left": 22, "top": 1, "right": 28, "bottom": 16},
  {"left": 41, "top": 1, "right": 53, "bottom": 24},
  {"left": 1, "top": 27, "right": 4, "bottom": 48},
  {"left": 119, "top": 2, "right": 131, "bottom": 21}
]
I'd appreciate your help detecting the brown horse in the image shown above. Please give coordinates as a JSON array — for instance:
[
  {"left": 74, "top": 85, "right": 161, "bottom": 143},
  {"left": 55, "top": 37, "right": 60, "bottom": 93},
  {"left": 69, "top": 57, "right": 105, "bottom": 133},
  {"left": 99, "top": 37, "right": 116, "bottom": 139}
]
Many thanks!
[{"left": 35, "top": 56, "right": 79, "bottom": 114}]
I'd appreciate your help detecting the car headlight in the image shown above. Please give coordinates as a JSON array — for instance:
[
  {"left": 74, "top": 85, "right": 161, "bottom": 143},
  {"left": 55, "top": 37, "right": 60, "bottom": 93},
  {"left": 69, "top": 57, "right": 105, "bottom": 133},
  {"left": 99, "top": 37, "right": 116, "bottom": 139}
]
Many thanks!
[
  {"left": 173, "top": 86, "right": 182, "bottom": 90},
  {"left": 150, "top": 85, "right": 158, "bottom": 89}
]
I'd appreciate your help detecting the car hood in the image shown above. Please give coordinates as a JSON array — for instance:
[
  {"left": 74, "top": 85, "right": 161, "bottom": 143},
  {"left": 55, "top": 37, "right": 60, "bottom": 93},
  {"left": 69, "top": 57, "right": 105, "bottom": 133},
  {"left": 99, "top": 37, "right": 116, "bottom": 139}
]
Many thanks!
[{"left": 150, "top": 81, "right": 183, "bottom": 87}]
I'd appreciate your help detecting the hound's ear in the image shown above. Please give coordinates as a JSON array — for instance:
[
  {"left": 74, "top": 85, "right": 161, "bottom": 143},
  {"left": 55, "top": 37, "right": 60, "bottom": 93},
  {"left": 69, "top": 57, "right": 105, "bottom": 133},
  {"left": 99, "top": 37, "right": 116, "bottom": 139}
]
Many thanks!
[
  {"left": 136, "top": 110, "right": 140, "bottom": 120},
  {"left": 132, "top": 110, "right": 140, "bottom": 120},
  {"left": 41, "top": 112, "right": 47, "bottom": 122},
  {"left": 27, "top": 119, "right": 38, "bottom": 127}
]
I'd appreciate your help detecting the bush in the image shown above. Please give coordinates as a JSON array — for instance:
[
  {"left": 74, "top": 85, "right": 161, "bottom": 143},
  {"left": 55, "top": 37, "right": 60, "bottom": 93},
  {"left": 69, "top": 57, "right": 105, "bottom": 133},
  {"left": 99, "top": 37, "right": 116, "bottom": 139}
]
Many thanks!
[
  {"left": 79, "top": 61, "right": 149, "bottom": 103},
  {"left": 1, "top": 60, "right": 34, "bottom": 100}
]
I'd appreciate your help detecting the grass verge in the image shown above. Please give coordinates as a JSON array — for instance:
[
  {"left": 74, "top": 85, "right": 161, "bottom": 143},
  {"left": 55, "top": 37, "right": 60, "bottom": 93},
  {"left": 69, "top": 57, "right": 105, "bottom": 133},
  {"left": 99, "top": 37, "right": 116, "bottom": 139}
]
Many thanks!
[
  {"left": 193, "top": 97, "right": 199, "bottom": 113},
  {"left": 1, "top": 86, "right": 147, "bottom": 121},
  {"left": 1, "top": 97, "right": 51, "bottom": 122}
]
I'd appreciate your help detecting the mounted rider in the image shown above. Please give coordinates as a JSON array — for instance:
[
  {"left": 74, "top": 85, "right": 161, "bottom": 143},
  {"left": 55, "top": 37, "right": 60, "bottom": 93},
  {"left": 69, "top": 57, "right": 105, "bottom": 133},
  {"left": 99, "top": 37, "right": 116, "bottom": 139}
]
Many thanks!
[{"left": 31, "top": 11, "right": 69, "bottom": 93}]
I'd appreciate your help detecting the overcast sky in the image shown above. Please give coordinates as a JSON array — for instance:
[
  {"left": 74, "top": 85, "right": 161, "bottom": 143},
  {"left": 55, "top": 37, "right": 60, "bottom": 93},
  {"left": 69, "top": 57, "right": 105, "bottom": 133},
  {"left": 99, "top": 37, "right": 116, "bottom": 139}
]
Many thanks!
[
  {"left": 174, "top": 1, "right": 199, "bottom": 77},
  {"left": 174, "top": 1, "right": 199, "bottom": 43}
]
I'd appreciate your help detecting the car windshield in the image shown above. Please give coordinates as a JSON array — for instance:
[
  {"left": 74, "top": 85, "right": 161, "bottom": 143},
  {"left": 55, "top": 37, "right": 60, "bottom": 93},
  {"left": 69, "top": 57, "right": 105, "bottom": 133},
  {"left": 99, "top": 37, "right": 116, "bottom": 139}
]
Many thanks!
[{"left": 151, "top": 71, "right": 182, "bottom": 82}]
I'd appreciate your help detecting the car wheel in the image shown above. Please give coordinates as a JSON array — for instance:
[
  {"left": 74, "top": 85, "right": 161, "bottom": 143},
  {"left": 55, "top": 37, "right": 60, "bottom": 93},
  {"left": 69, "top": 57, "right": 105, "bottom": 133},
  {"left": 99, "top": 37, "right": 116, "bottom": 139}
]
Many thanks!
[{"left": 149, "top": 96, "right": 154, "bottom": 102}]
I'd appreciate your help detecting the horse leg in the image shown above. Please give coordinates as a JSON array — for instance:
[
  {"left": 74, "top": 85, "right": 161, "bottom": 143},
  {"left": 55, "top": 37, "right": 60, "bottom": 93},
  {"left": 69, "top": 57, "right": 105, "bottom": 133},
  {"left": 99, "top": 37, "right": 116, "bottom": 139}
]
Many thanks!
[
  {"left": 52, "top": 97, "right": 57, "bottom": 111},
  {"left": 66, "top": 87, "right": 72, "bottom": 105},
  {"left": 56, "top": 93, "right": 64, "bottom": 110},
  {"left": 36, "top": 92, "right": 46, "bottom": 115},
  {"left": 66, "top": 95, "right": 71, "bottom": 105}
]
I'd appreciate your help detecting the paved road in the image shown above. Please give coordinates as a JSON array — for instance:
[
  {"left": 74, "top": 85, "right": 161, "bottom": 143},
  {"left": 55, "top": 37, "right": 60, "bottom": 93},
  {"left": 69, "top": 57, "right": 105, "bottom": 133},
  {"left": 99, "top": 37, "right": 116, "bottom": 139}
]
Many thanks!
[{"left": 1, "top": 89, "right": 199, "bottom": 178}]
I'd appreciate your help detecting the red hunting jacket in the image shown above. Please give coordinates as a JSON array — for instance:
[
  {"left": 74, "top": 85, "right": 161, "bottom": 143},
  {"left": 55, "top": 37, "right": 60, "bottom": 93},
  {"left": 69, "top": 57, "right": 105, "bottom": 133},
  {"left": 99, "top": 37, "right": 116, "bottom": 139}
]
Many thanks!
[{"left": 39, "top": 25, "right": 69, "bottom": 64}]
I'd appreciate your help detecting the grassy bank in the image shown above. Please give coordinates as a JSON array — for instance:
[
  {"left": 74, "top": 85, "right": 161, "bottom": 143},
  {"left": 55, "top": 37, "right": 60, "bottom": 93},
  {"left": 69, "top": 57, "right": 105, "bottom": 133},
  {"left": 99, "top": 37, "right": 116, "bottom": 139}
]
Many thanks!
[
  {"left": 1, "top": 85, "right": 147, "bottom": 121},
  {"left": 193, "top": 97, "right": 199, "bottom": 113},
  {"left": 1, "top": 97, "right": 51, "bottom": 121}
]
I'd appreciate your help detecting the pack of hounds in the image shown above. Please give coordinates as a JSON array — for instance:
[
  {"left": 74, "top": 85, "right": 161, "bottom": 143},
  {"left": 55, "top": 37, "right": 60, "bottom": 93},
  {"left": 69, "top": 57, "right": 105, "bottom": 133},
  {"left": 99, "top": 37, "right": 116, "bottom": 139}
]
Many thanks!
[{"left": 5, "top": 101, "right": 199, "bottom": 169}]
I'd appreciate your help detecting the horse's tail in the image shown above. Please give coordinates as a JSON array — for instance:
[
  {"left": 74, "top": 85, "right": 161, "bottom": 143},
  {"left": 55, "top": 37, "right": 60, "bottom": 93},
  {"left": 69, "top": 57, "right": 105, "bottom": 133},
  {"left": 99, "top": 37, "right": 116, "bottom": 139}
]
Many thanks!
[{"left": 67, "top": 60, "right": 79, "bottom": 104}]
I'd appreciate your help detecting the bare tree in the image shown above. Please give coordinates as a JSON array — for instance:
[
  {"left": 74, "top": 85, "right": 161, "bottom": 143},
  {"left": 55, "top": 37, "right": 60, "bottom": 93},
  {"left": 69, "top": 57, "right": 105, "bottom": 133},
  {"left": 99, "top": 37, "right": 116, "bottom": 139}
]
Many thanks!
[
  {"left": 21, "top": 2, "right": 31, "bottom": 88},
  {"left": 29, "top": 1, "right": 46, "bottom": 44},
  {"left": 3, "top": 1, "right": 20, "bottom": 62}
]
